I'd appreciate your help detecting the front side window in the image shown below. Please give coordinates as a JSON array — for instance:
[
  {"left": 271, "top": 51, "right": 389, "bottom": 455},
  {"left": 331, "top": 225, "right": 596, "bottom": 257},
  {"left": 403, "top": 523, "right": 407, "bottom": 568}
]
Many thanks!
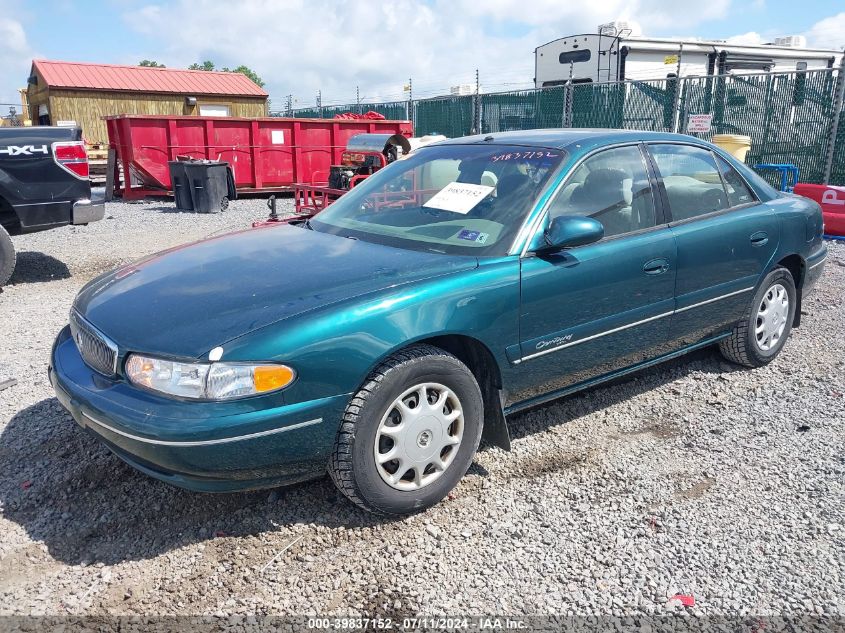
[
  {"left": 649, "top": 144, "right": 730, "bottom": 221},
  {"left": 546, "top": 145, "right": 656, "bottom": 238},
  {"left": 311, "top": 144, "right": 565, "bottom": 256}
]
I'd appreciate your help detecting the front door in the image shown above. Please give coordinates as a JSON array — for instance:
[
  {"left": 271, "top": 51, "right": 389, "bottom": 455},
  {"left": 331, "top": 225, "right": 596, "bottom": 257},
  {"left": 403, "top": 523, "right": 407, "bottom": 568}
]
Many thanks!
[
  {"left": 511, "top": 144, "right": 677, "bottom": 404},
  {"left": 646, "top": 143, "right": 780, "bottom": 347}
]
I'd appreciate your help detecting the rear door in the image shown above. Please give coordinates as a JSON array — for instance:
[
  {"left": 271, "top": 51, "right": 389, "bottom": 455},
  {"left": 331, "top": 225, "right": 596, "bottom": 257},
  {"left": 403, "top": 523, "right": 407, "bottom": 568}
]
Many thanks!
[
  {"left": 646, "top": 143, "right": 779, "bottom": 347},
  {"left": 511, "top": 144, "right": 677, "bottom": 403}
]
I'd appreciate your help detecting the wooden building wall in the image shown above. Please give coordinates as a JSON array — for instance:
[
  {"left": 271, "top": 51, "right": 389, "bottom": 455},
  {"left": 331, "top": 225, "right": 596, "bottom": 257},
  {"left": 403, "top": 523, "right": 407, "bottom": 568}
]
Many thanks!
[
  {"left": 26, "top": 65, "right": 268, "bottom": 143},
  {"left": 44, "top": 91, "right": 268, "bottom": 143}
]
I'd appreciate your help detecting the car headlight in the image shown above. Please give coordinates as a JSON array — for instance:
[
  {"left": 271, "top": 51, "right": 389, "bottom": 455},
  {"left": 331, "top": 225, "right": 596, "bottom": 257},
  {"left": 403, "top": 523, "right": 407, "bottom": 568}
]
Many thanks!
[{"left": 125, "top": 354, "right": 295, "bottom": 400}]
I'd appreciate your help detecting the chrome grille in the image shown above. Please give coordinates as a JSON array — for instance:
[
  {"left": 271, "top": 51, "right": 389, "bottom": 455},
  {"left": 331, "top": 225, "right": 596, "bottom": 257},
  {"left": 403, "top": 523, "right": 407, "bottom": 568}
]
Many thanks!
[{"left": 70, "top": 310, "right": 118, "bottom": 376}]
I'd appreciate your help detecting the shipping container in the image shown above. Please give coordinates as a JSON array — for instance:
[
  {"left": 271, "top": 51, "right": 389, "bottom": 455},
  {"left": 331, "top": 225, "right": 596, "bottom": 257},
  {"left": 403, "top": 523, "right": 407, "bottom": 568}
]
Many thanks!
[{"left": 105, "top": 115, "right": 413, "bottom": 200}]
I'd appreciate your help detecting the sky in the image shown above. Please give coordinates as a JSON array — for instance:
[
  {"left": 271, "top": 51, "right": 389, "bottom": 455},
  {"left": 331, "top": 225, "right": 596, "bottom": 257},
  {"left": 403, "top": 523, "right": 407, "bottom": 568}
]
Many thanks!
[{"left": 0, "top": 0, "right": 843, "bottom": 108}]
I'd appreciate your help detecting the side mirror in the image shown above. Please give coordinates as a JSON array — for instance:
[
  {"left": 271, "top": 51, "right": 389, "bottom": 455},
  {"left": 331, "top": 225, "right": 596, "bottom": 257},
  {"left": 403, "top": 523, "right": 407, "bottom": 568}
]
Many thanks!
[{"left": 540, "top": 215, "right": 604, "bottom": 252}]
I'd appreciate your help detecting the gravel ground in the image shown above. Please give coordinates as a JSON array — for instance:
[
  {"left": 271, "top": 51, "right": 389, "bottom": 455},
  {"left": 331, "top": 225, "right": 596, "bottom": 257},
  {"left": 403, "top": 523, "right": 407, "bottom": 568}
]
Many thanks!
[{"left": 0, "top": 197, "right": 843, "bottom": 618}]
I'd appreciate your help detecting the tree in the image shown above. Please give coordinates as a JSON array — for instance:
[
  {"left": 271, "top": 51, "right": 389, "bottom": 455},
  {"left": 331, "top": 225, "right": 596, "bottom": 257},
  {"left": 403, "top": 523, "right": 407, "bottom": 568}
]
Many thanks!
[
  {"left": 139, "top": 60, "right": 166, "bottom": 67},
  {"left": 222, "top": 65, "right": 265, "bottom": 88},
  {"left": 188, "top": 61, "right": 265, "bottom": 88},
  {"left": 188, "top": 61, "right": 216, "bottom": 71}
]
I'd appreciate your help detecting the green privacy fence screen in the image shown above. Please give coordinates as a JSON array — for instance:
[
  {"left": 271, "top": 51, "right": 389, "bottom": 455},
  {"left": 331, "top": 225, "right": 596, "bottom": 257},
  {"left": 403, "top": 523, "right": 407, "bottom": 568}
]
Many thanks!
[
  {"left": 275, "top": 100, "right": 408, "bottom": 121},
  {"left": 679, "top": 70, "right": 840, "bottom": 184},
  {"left": 831, "top": 116, "right": 845, "bottom": 187},
  {"left": 414, "top": 95, "right": 474, "bottom": 138},
  {"left": 283, "top": 68, "right": 844, "bottom": 185}
]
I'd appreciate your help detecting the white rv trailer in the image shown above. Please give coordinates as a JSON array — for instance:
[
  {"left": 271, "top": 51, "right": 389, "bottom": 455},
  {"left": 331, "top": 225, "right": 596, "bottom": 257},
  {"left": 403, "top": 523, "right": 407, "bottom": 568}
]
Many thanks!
[{"left": 535, "top": 26, "right": 842, "bottom": 87}]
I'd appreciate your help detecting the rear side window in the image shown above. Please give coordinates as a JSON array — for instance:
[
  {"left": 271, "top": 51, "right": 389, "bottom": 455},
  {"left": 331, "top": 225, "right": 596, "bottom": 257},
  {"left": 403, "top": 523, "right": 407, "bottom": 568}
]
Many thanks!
[
  {"left": 547, "top": 145, "right": 656, "bottom": 238},
  {"left": 715, "top": 155, "right": 756, "bottom": 207},
  {"left": 649, "top": 144, "right": 729, "bottom": 221}
]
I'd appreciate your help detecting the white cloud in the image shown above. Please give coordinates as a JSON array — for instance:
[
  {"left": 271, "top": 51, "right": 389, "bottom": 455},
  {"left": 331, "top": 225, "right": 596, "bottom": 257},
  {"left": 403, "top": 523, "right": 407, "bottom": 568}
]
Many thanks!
[
  {"left": 124, "top": 0, "right": 735, "bottom": 107},
  {"left": 804, "top": 12, "right": 845, "bottom": 50},
  {"left": 724, "top": 11, "right": 845, "bottom": 53},
  {"left": 0, "top": 16, "right": 34, "bottom": 104},
  {"left": 726, "top": 31, "right": 765, "bottom": 45}
]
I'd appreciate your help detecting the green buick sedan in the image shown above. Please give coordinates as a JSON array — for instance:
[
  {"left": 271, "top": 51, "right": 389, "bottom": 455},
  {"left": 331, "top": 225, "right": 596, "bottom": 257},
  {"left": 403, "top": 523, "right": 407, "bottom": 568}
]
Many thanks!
[{"left": 50, "top": 130, "right": 827, "bottom": 515}]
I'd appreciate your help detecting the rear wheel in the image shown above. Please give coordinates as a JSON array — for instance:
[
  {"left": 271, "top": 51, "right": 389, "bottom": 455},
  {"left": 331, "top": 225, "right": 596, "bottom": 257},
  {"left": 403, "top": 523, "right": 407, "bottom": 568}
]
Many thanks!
[
  {"left": 328, "top": 344, "right": 483, "bottom": 515},
  {"left": 0, "top": 225, "right": 15, "bottom": 286},
  {"left": 719, "top": 267, "right": 796, "bottom": 367}
]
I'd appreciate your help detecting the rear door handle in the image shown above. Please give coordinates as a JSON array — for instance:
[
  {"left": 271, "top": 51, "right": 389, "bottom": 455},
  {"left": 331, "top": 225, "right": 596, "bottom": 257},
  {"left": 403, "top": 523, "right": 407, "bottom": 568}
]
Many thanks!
[
  {"left": 750, "top": 231, "right": 769, "bottom": 247},
  {"left": 643, "top": 258, "right": 670, "bottom": 275}
]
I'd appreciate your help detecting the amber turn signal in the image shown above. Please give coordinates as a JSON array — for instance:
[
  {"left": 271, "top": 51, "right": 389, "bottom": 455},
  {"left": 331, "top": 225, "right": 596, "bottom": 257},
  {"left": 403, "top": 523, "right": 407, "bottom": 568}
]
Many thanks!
[{"left": 253, "top": 365, "right": 296, "bottom": 393}]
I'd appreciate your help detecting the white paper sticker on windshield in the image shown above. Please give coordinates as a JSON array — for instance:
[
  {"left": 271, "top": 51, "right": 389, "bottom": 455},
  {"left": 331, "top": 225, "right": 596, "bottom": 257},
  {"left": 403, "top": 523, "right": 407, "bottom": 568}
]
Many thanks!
[{"left": 423, "top": 182, "right": 495, "bottom": 214}]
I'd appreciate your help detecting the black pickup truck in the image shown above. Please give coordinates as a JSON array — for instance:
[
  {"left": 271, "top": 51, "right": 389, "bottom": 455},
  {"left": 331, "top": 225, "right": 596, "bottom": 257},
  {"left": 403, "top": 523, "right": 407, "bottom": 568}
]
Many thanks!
[{"left": 0, "top": 126, "right": 104, "bottom": 285}]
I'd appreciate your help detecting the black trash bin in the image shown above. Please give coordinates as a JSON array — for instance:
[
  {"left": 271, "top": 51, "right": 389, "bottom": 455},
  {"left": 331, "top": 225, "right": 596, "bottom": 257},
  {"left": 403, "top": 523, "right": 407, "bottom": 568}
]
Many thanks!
[
  {"left": 183, "top": 160, "right": 235, "bottom": 213},
  {"left": 168, "top": 160, "right": 235, "bottom": 213},
  {"left": 168, "top": 160, "right": 193, "bottom": 211}
]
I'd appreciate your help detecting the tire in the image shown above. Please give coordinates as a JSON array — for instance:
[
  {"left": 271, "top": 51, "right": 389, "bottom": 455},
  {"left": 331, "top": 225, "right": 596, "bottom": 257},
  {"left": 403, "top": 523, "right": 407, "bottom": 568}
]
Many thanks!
[
  {"left": 0, "top": 225, "right": 15, "bottom": 287},
  {"left": 220, "top": 196, "right": 229, "bottom": 212},
  {"left": 719, "top": 267, "right": 796, "bottom": 368},
  {"left": 328, "top": 344, "right": 484, "bottom": 515}
]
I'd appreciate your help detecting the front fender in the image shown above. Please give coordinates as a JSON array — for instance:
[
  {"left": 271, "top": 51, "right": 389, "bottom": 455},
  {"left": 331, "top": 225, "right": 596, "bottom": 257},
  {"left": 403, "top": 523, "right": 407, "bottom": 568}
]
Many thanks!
[{"left": 219, "top": 258, "right": 521, "bottom": 405}]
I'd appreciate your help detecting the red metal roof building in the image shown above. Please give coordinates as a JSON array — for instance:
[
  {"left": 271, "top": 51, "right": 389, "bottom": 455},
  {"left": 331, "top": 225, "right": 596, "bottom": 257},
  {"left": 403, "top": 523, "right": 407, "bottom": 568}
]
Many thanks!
[
  {"left": 32, "top": 60, "right": 268, "bottom": 97},
  {"left": 26, "top": 59, "right": 269, "bottom": 142}
]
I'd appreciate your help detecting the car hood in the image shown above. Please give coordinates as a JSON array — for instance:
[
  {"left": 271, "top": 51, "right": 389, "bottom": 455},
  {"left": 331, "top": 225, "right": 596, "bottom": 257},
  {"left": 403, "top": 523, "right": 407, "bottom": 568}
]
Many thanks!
[{"left": 74, "top": 225, "right": 477, "bottom": 358}]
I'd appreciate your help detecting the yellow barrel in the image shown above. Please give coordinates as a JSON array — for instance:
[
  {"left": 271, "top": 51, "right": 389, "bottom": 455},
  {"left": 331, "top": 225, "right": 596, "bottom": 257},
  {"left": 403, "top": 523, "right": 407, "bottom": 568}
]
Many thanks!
[{"left": 711, "top": 134, "right": 752, "bottom": 162}]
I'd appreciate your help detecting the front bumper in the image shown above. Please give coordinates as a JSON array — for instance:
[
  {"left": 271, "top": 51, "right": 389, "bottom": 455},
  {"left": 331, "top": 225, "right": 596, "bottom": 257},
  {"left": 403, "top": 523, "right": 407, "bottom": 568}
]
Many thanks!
[
  {"left": 71, "top": 196, "right": 105, "bottom": 225},
  {"left": 49, "top": 326, "right": 349, "bottom": 492}
]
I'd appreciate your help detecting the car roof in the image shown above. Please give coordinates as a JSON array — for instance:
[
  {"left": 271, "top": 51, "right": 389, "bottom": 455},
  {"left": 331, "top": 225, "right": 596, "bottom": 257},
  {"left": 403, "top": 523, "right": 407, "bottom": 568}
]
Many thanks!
[
  {"left": 434, "top": 129, "right": 705, "bottom": 151},
  {"left": 432, "top": 128, "right": 779, "bottom": 203}
]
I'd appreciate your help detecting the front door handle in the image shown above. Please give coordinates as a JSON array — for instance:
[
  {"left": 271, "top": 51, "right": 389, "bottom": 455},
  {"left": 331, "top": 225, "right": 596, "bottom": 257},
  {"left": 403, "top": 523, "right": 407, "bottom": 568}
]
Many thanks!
[
  {"left": 750, "top": 231, "right": 769, "bottom": 247},
  {"left": 643, "top": 258, "right": 670, "bottom": 275}
]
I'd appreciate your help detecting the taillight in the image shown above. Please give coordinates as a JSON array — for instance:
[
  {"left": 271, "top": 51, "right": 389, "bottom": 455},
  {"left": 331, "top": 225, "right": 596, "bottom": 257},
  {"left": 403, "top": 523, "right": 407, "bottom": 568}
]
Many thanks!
[{"left": 52, "top": 141, "right": 89, "bottom": 179}]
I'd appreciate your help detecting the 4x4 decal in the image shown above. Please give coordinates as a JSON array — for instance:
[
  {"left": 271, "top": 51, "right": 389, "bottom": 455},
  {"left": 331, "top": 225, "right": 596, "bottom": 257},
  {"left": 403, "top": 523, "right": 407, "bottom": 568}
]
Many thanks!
[{"left": 0, "top": 145, "right": 49, "bottom": 156}]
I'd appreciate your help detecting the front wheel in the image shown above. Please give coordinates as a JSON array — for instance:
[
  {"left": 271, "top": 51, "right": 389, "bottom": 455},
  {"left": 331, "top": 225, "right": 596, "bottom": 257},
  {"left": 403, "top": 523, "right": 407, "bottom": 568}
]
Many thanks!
[
  {"left": 0, "top": 225, "right": 15, "bottom": 287},
  {"left": 328, "top": 344, "right": 483, "bottom": 515},
  {"left": 719, "top": 267, "right": 797, "bottom": 367}
]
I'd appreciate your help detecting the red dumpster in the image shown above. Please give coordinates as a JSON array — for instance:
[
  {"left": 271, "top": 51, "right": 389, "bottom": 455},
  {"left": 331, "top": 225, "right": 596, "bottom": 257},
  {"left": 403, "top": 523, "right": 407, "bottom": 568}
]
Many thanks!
[
  {"left": 794, "top": 183, "right": 845, "bottom": 237},
  {"left": 105, "top": 115, "right": 413, "bottom": 200}
]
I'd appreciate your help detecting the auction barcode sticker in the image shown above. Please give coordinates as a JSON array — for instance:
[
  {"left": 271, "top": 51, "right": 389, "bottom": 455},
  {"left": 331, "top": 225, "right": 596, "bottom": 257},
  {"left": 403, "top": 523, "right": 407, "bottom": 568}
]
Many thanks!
[{"left": 423, "top": 182, "right": 495, "bottom": 214}]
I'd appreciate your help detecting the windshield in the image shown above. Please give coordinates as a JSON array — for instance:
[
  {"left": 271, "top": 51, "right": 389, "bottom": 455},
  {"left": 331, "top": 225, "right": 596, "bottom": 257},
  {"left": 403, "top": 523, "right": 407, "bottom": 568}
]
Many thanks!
[{"left": 310, "top": 144, "right": 566, "bottom": 256}]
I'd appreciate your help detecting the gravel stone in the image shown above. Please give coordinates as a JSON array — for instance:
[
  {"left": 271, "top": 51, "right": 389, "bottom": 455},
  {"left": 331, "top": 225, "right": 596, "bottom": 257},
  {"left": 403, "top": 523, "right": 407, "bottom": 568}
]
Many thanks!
[{"left": 0, "top": 197, "right": 843, "bottom": 617}]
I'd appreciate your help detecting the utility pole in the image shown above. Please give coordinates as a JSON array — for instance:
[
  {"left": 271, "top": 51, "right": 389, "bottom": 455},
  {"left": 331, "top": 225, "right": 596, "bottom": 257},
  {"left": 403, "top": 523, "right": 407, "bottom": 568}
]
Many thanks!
[
  {"left": 406, "top": 77, "right": 413, "bottom": 123},
  {"left": 823, "top": 54, "right": 845, "bottom": 185},
  {"left": 671, "top": 43, "right": 684, "bottom": 132},
  {"left": 317, "top": 90, "right": 322, "bottom": 118},
  {"left": 285, "top": 94, "right": 292, "bottom": 117},
  {"left": 356, "top": 85, "right": 360, "bottom": 113},
  {"left": 562, "top": 61, "right": 574, "bottom": 128},
  {"left": 473, "top": 68, "right": 481, "bottom": 134}
]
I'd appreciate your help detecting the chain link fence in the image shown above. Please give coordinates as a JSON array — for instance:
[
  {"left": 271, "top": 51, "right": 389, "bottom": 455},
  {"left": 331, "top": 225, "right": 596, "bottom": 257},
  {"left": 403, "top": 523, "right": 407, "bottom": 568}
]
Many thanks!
[
  {"left": 282, "top": 68, "right": 845, "bottom": 185},
  {"left": 274, "top": 99, "right": 408, "bottom": 121},
  {"left": 0, "top": 104, "right": 24, "bottom": 127},
  {"left": 831, "top": 116, "right": 845, "bottom": 187},
  {"left": 679, "top": 70, "right": 839, "bottom": 184}
]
